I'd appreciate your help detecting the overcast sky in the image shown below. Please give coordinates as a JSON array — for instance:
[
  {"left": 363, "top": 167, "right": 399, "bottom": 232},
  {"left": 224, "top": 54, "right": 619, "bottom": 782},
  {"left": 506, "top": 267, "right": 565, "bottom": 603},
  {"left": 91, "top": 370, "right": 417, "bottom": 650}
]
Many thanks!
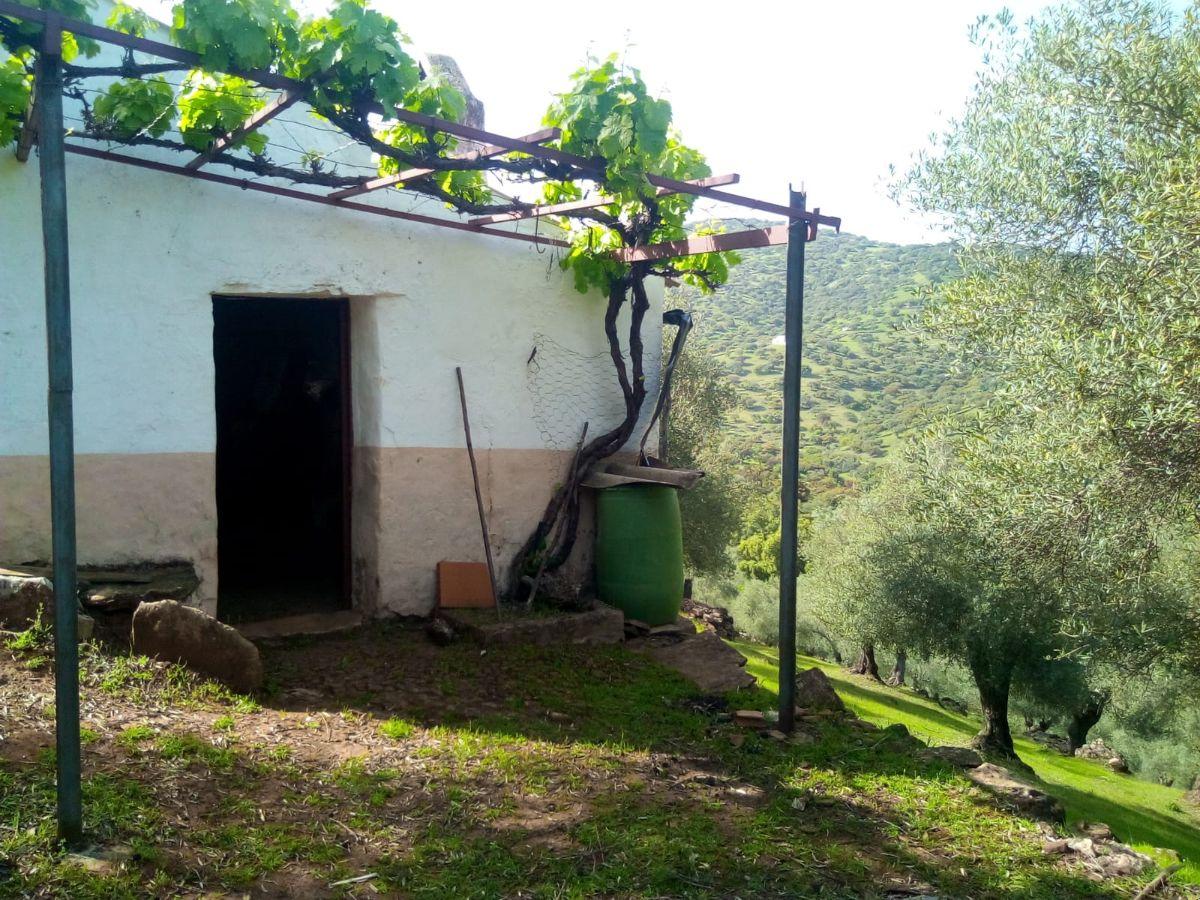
[{"left": 370, "top": 0, "right": 1059, "bottom": 245}]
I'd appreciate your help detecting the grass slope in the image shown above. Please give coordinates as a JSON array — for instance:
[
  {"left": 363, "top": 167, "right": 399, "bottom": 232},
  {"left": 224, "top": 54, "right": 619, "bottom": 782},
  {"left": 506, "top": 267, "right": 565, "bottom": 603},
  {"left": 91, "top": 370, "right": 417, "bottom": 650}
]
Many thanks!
[
  {"left": 735, "top": 641, "right": 1200, "bottom": 884},
  {"left": 0, "top": 622, "right": 1163, "bottom": 898}
]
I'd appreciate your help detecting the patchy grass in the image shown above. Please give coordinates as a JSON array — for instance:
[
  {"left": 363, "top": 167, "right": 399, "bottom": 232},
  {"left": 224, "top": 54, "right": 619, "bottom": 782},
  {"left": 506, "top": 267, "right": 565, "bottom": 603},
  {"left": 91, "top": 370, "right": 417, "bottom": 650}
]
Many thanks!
[
  {"left": 736, "top": 641, "right": 1200, "bottom": 884},
  {"left": 379, "top": 717, "right": 417, "bottom": 741},
  {"left": 0, "top": 620, "right": 1186, "bottom": 897}
]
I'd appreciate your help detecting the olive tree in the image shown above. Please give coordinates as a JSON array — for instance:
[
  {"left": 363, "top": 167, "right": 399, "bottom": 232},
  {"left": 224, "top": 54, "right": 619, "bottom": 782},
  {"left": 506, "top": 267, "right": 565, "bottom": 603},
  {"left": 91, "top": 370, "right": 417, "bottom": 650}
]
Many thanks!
[{"left": 807, "top": 416, "right": 1163, "bottom": 758}]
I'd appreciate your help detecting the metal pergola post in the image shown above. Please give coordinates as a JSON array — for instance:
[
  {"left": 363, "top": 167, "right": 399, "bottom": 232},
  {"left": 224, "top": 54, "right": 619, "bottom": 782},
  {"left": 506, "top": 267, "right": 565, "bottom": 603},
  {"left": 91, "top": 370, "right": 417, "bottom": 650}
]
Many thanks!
[
  {"left": 777, "top": 188, "right": 807, "bottom": 733},
  {"left": 37, "top": 19, "right": 84, "bottom": 847}
]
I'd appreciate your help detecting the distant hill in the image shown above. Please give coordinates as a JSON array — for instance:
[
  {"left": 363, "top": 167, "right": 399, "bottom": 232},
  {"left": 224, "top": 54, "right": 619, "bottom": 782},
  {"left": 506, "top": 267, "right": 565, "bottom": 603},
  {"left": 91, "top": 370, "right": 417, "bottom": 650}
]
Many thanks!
[{"left": 667, "top": 228, "right": 982, "bottom": 503}]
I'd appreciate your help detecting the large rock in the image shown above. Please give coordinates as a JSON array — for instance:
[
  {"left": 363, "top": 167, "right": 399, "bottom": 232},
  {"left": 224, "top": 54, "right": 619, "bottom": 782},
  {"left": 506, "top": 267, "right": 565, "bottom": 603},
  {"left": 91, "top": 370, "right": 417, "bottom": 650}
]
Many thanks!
[
  {"left": 794, "top": 667, "right": 845, "bottom": 713},
  {"left": 0, "top": 573, "right": 52, "bottom": 629},
  {"left": 631, "top": 630, "right": 755, "bottom": 693},
  {"left": 968, "top": 762, "right": 1065, "bottom": 823},
  {"left": 132, "top": 600, "right": 262, "bottom": 693}
]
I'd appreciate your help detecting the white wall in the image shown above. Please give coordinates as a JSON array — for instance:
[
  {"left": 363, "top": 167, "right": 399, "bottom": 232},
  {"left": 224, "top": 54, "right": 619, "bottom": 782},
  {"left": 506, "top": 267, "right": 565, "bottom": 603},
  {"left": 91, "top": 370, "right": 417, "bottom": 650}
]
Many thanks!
[{"left": 0, "top": 154, "right": 662, "bottom": 457}]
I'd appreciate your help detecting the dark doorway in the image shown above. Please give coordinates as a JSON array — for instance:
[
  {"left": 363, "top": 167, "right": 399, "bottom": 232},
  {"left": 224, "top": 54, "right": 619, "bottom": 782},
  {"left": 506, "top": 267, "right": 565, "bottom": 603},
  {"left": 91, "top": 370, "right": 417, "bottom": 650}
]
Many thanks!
[{"left": 213, "top": 297, "right": 351, "bottom": 623}]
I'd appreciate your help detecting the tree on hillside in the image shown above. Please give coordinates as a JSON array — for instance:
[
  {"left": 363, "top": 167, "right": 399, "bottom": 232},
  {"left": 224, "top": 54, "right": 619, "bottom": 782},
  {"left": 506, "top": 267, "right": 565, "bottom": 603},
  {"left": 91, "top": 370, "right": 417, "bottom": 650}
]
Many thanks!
[
  {"left": 666, "top": 340, "right": 746, "bottom": 575},
  {"left": 735, "top": 494, "right": 812, "bottom": 582},
  {"left": 806, "top": 418, "right": 1166, "bottom": 758},
  {"left": 1012, "top": 657, "right": 1110, "bottom": 753},
  {"left": 898, "top": 0, "right": 1200, "bottom": 514}
]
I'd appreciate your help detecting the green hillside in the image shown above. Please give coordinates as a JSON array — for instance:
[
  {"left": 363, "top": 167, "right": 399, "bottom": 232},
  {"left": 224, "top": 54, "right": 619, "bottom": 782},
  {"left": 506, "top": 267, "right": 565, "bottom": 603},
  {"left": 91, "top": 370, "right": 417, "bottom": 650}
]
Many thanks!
[{"left": 668, "top": 228, "right": 980, "bottom": 502}]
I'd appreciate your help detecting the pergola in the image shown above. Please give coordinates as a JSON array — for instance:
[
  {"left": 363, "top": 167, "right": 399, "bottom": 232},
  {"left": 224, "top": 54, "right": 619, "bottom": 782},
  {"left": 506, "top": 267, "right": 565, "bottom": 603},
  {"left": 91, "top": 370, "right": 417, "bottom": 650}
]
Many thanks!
[{"left": 2, "top": 0, "right": 839, "bottom": 845}]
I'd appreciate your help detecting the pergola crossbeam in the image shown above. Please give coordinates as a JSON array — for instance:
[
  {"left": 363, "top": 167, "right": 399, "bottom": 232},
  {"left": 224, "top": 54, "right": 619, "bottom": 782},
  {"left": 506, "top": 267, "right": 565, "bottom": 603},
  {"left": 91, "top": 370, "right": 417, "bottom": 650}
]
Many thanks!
[
  {"left": 185, "top": 90, "right": 300, "bottom": 170},
  {"left": 64, "top": 143, "right": 571, "bottom": 249},
  {"left": 328, "top": 127, "right": 560, "bottom": 201},
  {"left": 467, "top": 173, "right": 741, "bottom": 227}
]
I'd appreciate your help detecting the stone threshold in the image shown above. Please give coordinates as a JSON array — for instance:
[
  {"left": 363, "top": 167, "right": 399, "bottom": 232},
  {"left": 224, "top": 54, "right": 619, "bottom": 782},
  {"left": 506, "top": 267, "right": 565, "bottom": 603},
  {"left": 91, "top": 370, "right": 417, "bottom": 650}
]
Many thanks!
[{"left": 235, "top": 611, "right": 363, "bottom": 641}]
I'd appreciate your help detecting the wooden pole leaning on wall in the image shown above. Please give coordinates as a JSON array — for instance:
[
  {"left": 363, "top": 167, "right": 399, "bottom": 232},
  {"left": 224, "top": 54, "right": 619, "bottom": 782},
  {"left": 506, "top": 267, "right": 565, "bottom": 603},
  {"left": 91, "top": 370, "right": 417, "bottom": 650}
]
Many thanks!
[
  {"left": 777, "top": 188, "right": 808, "bottom": 734},
  {"left": 455, "top": 368, "right": 501, "bottom": 619},
  {"left": 38, "top": 20, "right": 83, "bottom": 846}
]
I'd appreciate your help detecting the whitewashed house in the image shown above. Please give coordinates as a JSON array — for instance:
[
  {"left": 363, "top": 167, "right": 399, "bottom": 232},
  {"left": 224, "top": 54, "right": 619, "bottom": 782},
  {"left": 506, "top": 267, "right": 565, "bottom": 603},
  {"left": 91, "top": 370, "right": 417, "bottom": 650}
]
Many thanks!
[{"left": 0, "top": 25, "right": 662, "bottom": 623}]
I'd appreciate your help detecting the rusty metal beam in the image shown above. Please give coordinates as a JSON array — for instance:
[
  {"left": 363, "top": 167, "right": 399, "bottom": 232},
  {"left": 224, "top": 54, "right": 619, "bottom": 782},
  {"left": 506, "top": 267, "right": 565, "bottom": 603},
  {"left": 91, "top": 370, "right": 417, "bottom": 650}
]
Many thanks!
[
  {"left": 185, "top": 90, "right": 300, "bottom": 170},
  {"left": 641, "top": 173, "right": 842, "bottom": 228},
  {"left": 387, "top": 108, "right": 600, "bottom": 173},
  {"left": 613, "top": 225, "right": 789, "bottom": 263},
  {"left": 328, "top": 127, "right": 560, "bottom": 201},
  {"left": 64, "top": 143, "right": 570, "bottom": 249},
  {"left": 466, "top": 173, "right": 741, "bottom": 226}
]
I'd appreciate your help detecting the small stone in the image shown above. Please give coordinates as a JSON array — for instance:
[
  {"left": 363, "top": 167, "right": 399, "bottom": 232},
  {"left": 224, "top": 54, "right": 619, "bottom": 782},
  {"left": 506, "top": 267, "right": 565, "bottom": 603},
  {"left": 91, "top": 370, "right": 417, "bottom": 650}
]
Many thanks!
[
  {"left": 631, "top": 631, "right": 755, "bottom": 693},
  {"left": 1043, "top": 839, "right": 1070, "bottom": 855},
  {"left": 0, "top": 574, "right": 52, "bottom": 629},
  {"left": 766, "top": 729, "right": 788, "bottom": 741},
  {"left": 1067, "top": 837, "right": 1096, "bottom": 858},
  {"left": 1107, "top": 756, "right": 1130, "bottom": 774},
  {"left": 424, "top": 615, "right": 457, "bottom": 646},
  {"left": 734, "top": 710, "right": 767, "bottom": 729}
]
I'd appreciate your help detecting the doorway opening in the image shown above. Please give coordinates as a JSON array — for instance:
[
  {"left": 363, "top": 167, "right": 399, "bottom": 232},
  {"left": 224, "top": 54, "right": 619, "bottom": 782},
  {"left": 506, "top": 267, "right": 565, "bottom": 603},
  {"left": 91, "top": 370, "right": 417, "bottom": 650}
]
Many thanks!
[{"left": 213, "top": 296, "right": 351, "bottom": 623}]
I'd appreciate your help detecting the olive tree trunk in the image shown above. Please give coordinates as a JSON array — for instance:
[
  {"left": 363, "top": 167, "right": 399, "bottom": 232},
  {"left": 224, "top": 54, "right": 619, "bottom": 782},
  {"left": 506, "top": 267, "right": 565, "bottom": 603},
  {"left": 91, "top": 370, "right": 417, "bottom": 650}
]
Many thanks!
[
  {"left": 969, "top": 653, "right": 1017, "bottom": 758},
  {"left": 849, "top": 643, "right": 882, "bottom": 681},
  {"left": 887, "top": 649, "right": 907, "bottom": 686},
  {"left": 1066, "top": 693, "right": 1108, "bottom": 754}
]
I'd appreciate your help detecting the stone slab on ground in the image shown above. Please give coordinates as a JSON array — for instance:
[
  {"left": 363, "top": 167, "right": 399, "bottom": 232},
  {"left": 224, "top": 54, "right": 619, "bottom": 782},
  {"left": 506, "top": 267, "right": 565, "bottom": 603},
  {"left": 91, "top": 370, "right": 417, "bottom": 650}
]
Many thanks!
[
  {"left": 968, "top": 762, "right": 1065, "bottom": 823},
  {"left": 442, "top": 604, "right": 625, "bottom": 647},
  {"left": 0, "top": 562, "right": 199, "bottom": 633},
  {"left": 627, "top": 630, "right": 755, "bottom": 693},
  {"left": 132, "top": 599, "right": 263, "bottom": 693},
  {"left": 236, "top": 611, "right": 362, "bottom": 641}
]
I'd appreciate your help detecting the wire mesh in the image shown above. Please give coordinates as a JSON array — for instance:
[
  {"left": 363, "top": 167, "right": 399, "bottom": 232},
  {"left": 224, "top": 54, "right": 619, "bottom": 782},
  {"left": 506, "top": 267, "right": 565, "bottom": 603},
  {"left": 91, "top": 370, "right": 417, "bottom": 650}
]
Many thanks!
[{"left": 525, "top": 332, "right": 660, "bottom": 452}]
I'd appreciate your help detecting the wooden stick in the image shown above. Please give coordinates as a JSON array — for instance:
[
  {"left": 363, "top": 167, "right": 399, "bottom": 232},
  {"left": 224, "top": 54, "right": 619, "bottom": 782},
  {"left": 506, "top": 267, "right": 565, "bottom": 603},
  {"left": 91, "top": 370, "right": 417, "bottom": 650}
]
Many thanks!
[
  {"left": 526, "top": 422, "right": 588, "bottom": 608},
  {"left": 1132, "top": 863, "right": 1182, "bottom": 900},
  {"left": 455, "top": 367, "right": 500, "bottom": 619}
]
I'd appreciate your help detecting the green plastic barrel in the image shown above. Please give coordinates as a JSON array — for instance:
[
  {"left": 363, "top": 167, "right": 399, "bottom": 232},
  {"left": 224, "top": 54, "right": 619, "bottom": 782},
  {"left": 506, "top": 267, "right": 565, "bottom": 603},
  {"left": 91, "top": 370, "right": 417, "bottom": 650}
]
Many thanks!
[{"left": 596, "top": 484, "right": 684, "bottom": 626}]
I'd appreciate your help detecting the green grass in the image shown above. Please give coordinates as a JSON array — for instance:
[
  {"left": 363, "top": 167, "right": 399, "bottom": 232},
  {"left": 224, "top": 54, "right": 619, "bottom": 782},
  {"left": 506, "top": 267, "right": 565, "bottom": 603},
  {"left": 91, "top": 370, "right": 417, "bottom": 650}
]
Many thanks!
[
  {"left": 379, "top": 716, "right": 417, "bottom": 740},
  {"left": 734, "top": 640, "right": 1200, "bottom": 883}
]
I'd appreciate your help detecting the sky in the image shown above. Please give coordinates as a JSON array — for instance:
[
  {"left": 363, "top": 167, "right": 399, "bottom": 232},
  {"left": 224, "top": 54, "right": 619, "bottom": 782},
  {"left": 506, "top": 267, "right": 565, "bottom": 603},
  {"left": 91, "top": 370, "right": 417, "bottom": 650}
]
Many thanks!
[{"left": 364, "top": 0, "right": 1059, "bottom": 245}]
